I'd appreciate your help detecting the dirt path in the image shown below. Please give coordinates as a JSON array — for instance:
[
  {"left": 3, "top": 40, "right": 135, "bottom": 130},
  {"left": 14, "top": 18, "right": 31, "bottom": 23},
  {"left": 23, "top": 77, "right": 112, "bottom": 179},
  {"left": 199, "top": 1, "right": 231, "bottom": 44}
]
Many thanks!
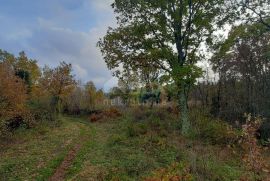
[{"left": 49, "top": 144, "right": 81, "bottom": 181}]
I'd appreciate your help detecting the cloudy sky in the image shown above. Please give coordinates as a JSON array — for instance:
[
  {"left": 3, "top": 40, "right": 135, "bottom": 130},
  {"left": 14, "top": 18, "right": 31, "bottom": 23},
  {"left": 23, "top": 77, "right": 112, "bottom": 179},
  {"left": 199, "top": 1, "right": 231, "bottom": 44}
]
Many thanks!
[{"left": 0, "top": 0, "right": 118, "bottom": 90}]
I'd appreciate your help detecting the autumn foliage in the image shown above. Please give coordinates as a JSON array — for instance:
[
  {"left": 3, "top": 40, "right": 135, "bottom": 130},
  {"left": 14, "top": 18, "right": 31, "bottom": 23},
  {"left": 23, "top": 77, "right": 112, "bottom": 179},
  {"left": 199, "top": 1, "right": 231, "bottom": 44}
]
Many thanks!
[
  {"left": 0, "top": 63, "right": 27, "bottom": 117},
  {"left": 239, "top": 115, "right": 270, "bottom": 180},
  {"left": 0, "top": 49, "right": 109, "bottom": 137},
  {"left": 89, "top": 107, "right": 122, "bottom": 122},
  {"left": 0, "top": 63, "right": 28, "bottom": 134},
  {"left": 0, "top": 50, "right": 103, "bottom": 136}
]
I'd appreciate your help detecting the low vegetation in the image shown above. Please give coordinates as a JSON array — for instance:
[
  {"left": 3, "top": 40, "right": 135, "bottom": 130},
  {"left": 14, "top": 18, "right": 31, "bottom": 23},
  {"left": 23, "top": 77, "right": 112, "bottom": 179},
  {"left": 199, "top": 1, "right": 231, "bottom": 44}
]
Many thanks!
[{"left": 1, "top": 108, "right": 269, "bottom": 180}]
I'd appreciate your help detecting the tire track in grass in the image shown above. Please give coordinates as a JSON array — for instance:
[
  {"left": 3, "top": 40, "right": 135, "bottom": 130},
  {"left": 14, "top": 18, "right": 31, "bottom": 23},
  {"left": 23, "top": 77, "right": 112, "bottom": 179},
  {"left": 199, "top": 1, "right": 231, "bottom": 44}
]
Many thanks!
[
  {"left": 49, "top": 143, "right": 82, "bottom": 181},
  {"left": 48, "top": 117, "right": 92, "bottom": 181}
]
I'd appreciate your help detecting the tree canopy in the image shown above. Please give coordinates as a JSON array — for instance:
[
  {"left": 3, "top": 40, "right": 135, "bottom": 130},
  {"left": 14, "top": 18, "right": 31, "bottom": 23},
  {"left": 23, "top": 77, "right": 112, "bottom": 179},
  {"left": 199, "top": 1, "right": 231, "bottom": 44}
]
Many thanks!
[{"left": 98, "top": 0, "right": 231, "bottom": 135}]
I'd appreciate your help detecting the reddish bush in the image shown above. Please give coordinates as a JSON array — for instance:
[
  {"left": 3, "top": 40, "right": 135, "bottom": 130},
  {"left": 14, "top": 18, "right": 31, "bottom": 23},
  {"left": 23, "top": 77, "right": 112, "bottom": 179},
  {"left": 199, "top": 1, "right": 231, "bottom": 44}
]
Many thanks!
[
  {"left": 104, "top": 107, "right": 122, "bottom": 118},
  {"left": 89, "top": 113, "right": 103, "bottom": 122},
  {"left": 239, "top": 115, "right": 270, "bottom": 179},
  {"left": 89, "top": 107, "right": 121, "bottom": 123}
]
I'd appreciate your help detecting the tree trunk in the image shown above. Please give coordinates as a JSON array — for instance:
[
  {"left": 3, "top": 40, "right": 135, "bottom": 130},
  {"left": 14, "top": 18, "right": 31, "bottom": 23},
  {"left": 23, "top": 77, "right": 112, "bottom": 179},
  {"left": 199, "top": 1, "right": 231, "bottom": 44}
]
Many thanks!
[{"left": 178, "top": 81, "right": 190, "bottom": 136}]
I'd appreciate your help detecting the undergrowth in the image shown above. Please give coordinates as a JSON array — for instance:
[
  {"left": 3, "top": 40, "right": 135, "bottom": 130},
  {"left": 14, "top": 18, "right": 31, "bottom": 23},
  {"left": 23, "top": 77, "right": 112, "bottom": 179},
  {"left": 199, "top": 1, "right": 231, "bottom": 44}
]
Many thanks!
[{"left": 1, "top": 107, "right": 269, "bottom": 180}]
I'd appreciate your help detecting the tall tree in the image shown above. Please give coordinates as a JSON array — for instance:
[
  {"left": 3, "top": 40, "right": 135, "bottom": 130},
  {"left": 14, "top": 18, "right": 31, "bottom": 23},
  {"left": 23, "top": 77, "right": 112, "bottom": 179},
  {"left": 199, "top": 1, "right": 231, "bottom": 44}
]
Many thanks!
[
  {"left": 211, "top": 23, "right": 270, "bottom": 120},
  {"left": 85, "top": 81, "right": 97, "bottom": 111},
  {"left": 0, "top": 63, "right": 27, "bottom": 119},
  {"left": 0, "top": 50, "right": 41, "bottom": 94},
  {"left": 95, "top": 89, "right": 105, "bottom": 106},
  {"left": 16, "top": 51, "right": 41, "bottom": 85},
  {"left": 98, "top": 0, "right": 229, "bottom": 135},
  {"left": 0, "top": 49, "right": 16, "bottom": 65},
  {"left": 118, "top": 69, "right": 139, "bottom": 105},
  {"left": 40, "top": 62, "right": 76, "bottom": 113}
]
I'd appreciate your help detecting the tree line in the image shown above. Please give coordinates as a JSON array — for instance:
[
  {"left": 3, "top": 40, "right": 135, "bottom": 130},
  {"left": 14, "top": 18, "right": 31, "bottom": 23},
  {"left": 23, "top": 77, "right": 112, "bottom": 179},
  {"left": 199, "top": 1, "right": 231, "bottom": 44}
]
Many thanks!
[{"left": 0, "top": 50, "right": 105, "bottom": 136}]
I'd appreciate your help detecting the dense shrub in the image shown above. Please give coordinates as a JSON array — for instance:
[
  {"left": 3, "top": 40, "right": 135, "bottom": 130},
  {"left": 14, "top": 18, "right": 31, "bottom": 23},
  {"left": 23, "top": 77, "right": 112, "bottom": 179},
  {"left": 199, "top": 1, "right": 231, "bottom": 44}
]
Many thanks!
[
  {"left": 131, "top": 107, "right": 178, "bottom": 122},
  {"left": 257, "top": 121, "right": 270, "bottom": 145},
  {"left": 131, "top": 107, "right": 153, "bottom": 121},
  {"left": 238, "top": 116, "right": 270, "bottom": 180},
  {"left": 0, "top": 112, "right": 33, "bottom": 136},
  {"left": 197, "top": 119, "right": 237, "bottom": 145},
  {"left": 5, "top": 116, "right": 25, "bottom": 131},
  {"left": 126, "top": 107, "right": 179, "bottom": 138},
  {"left": 31, "top": 108, "right": 55, "bottom": 123},
  {"left": 89, "top": 113, "right": 103, "bottom": 123},
  {"left": 190, "top": 110, "right": 238, "bottom": 145},
  {"left": 104, "top": 107, "right": 122, "bottom": 118},
  {"left": 2, "top": 108, "right": 55, "bottom": 133},
  {"left": 89, "top": 107, "right": 122, "bottom": 122},
  {"left": 0, "top": 62, "right": 28, "bottom": 136}
]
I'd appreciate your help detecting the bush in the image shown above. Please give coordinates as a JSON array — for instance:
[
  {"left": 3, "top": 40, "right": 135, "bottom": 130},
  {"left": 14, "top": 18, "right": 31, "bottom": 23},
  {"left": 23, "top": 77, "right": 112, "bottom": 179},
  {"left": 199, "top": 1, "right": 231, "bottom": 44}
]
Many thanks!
[
  {"left": 127, "top": 107, "right": 180, "bottom": 138},
  {"left": 238, "top": 116, "right": 270, "bottom": 180},
  {"left": 5, "top": 116, "right": 25, "bottom": 130},
  {"left": 199, "top": 120, "right": 236, "bottom": 145},
  {"left": 89, "top": 113, "right": 103, "bottom": 123},
  {"left": 104, "top": 107, "right": 122, "bottom": 118},
  {"left": 89, "top": 107, "right": 122, "bottom": 123},
  {"left": 31, "top": 108, "right": 55, "bottom": 122},
  {"left": 257, "top": 121, "right": 270, "bottom": 145},
  {"left": 191, "top": 110, "right": 238, "bottom": 145},
  {"left": 0, "top": 106, "right": 56, "bottom": 137},
  {"left": 131, "top": 107, "right": 152, "bottom": 121}
]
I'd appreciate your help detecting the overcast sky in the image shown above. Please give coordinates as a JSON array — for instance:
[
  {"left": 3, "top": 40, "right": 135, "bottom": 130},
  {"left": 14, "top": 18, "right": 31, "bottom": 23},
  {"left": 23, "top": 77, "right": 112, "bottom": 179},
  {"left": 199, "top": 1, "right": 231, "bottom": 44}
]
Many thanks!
[{"left": 0, "top": 0, "right": 118, "bottom": 90}]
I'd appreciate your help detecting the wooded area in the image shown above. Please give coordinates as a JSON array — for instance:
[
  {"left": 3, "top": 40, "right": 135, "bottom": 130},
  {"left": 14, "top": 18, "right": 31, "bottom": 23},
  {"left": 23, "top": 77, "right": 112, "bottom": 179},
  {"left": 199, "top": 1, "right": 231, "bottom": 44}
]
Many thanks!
[{"left": 1, "top": 0, "right": 270, "bottom": 180}]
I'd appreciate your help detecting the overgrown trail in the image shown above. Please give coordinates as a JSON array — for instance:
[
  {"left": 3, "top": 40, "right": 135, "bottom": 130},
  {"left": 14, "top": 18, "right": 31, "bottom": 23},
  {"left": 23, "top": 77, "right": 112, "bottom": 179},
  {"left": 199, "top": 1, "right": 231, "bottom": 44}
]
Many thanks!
[
  {"left": 66, "top": 119, "right": 117, "bottom": 180},
  {"left": 48, "top": 117, "right": 94, "bottom": 181},
  {"left": 49, "top": 144, "right": 81, "bottom": 181}
]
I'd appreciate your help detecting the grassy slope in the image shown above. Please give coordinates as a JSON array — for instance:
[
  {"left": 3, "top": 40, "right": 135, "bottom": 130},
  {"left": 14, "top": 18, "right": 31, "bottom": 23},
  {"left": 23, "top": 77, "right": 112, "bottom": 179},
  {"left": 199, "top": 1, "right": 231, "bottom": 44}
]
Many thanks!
[{"left": 0, "top": 109, "right": 265, "bottom": 180}]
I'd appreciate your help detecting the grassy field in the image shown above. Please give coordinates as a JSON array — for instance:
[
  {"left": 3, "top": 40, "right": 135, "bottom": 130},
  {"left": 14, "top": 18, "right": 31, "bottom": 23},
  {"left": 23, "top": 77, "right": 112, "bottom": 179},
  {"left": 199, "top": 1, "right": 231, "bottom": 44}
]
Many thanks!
[
  {"left": 0, "top": 108, "right": 268, "bottom": 180},
  {"left": 0, "top": 117, "right": 93, "bottom": 180}
]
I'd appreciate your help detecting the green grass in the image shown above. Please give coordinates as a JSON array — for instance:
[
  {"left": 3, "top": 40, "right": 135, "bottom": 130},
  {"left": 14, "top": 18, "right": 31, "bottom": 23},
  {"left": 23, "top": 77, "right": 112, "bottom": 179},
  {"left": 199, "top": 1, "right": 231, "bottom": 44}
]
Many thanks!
[
  {"left": 66, "top": 109, "right": 247, "bottom": 181},
  {"left": 0, "top": 116, "right": 92, "bottom": 181},
  {"left": 0, "top": 108, "right": 261, "bottom": 180}
]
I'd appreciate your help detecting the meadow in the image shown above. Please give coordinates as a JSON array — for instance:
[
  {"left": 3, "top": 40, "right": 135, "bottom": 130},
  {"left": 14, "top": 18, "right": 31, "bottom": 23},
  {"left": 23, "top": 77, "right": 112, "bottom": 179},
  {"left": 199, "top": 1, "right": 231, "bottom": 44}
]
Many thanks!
[{"left": 1, "top": 107, "right": 269, "bottom": 181}]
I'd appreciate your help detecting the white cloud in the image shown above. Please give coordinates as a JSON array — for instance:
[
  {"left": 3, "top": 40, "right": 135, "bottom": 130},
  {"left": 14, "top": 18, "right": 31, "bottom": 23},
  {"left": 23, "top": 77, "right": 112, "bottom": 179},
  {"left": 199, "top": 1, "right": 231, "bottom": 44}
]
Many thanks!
[
  {"left": 73, "top": 63, "right": 88, "bottom": 79},
  {"left": 27, "top": 16, "right": 117, "bottom": 88},
  {"left": 0, "top": 0, "right": 118, "bottom": 89}
]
